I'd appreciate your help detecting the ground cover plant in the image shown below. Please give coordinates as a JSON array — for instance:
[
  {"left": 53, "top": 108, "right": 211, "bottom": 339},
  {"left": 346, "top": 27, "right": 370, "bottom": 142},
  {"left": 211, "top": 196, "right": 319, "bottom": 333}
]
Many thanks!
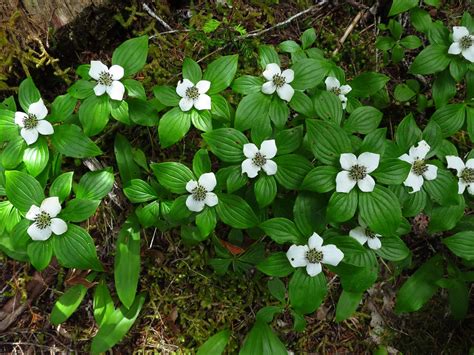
[{"left": 0, "top": 0, "right": 473, "bottom": 353}]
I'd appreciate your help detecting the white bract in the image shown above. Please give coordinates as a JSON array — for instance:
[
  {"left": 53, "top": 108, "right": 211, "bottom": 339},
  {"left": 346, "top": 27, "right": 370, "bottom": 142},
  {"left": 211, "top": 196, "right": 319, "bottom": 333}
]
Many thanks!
[
  {"left": 89, "top": 60, "right": 125, "bottom": 101},
  {"left": 399, "top": 140, "right": 437, "bottom": 193},
  {"left": 349, "top": 217, "right": 382, "bottom": 250},
  {"left": 325, "top": 76, "right": 352, "bottom": 109},
  {"left": 176, "top": 79, "right": 212, "bottom": 111},
  {"left": 185, "top": 173, "right": 218, "bottom": 212},
  {"left": 25, "top": 197, "right": 67, "bottom": 241},
  {"left": 448, "top": 26, "right": 474, "bottom": 63},
  {"left": 15, "top": 99, "right": 54, "bottom": 145},
  {"left": 286, "top": 233, "right": 344, "bottom": 277},
  {"left": 241, "top": 140, "right": 277, "bottom": 178},
  {"left": 336, "top": 152, "right": 380, "bottom": 193},
  {"left": 261, "top": 63, "right": 295, "bottom": 102},
  {"left": 446, "top": 155, "right": 474, "bottom": 194}
]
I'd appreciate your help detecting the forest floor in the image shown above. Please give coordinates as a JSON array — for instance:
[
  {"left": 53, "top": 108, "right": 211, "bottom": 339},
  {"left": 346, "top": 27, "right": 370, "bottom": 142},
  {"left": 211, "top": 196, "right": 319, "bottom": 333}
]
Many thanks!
[{"left": 1, "top": 0, "right": 474, "bottom": 353}]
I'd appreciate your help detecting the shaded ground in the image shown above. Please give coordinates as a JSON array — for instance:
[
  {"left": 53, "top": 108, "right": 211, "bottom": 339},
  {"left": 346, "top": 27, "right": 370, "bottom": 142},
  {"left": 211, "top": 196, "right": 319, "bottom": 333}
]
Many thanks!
[{"left": 1, "top": 0, "right": 474, "bottom": 353}]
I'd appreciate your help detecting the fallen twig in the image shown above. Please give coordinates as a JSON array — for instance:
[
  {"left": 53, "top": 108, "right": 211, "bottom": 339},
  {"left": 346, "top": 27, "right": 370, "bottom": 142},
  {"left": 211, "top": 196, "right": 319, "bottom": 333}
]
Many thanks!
[
  {"left": 143, "top": 3, "right": 173, "bottom": 31},
  {"left": 332, "top": 10, "right": 365, "bottom": 56}
]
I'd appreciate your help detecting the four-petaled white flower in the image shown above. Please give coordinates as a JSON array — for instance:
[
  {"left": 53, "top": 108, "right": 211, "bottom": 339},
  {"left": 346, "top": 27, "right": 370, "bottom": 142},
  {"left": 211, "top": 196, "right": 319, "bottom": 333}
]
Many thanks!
[
  {"left": 25, "top": 197, "right": 67, "bottom": 241},
  {"left": 446, "top": 155, "right": 474, "bottom": 194},
  {"left": 286, "top": 232, "right": 344, "bottom": 277},
  {"left": 261, "top": 63, "right": 295, "bottom": 102},
  {"left": 241, "top": 140, "right": 278, "bottom": 178},
  {"left": 89, "top": 60, "right": 125, "bottom": 101},
  {"left": 336, "top": 152, "right": 380, "bottom": 193},
  {"left": 325, "top": 76, "right": 352, "bottom": 109},
  {"left": 185, "top": 172, "right": 218, "bottom": 212},
  {"left": 176, "top": 79, "right": 212, "bottom": 112},
  {"left": 448, "top": 26, "right": 474, "bottom": 63},
  {"left": 14, "top": 99, "right": 54, "bottom": 145},
  {"left": 399, "top": 140, "right": 437, "bottom": 193},
  {"left": 349, "top": 218, "right": 382, "bottom": 250}
]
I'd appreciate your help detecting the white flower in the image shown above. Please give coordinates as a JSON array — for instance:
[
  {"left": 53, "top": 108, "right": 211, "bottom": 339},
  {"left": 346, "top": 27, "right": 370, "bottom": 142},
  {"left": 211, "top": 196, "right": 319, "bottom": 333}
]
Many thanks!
[
  {"left": 176, "top": 79, "right": 212, "bottom": 111},
  {"left": 336, "top": 152, "right": 380, "bottom": 193},
  {"left": 349, "top": 217, "right": 382, "bottom": 250},
  {"left": 25, "top": 197, "right": 67, "bottom": 241},
  {"left": 325, "top": 76, "right": 352, "bottom": 109},
  {"left": 89, "top": 60, "right": 125, "bottom": 101},
  {"left": 261, "top": 63, "right": 295, "bottom": 102},
  {"left": 399, "top": 140, "right": 437, "bottom": 193},
  {"left": 286, "top": 232, "right": 344, "bottom": 277},
  {"left": 448, "top": 26, "right": 474, "bottom": 63},
  {"left": 446, "top": 155, "right": 474, "bottom": 194},
  {"left": 241, "top": 140, "right": 278, "bottom": 178},
  {"left": 14, "top": 99, "right": 54, "bottom": 145},
  {"left": 185, "top": 173, "right": 218, "bottom": 212}
]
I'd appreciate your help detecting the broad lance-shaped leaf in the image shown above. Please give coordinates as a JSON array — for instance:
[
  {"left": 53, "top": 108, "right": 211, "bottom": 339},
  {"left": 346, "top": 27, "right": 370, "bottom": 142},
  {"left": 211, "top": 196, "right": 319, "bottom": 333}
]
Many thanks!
[
  {"left": 215, "top": 193, "right": 259, "bottom": 229},
  {"left": 5, "top": 170, "right": 45, "bottom": 213},
  {"left": 112, "top": 35, "right": 149, "bottom": 76},
  {"left": 203, "top": 55, "right": 238, "bottom": 94},
  {"left": 289, "top": 268, "right": 327, "bottom": 314},
  {"left": 239, "top": 320, "right": 287, "bottom": 355},
  {"left": 114, "top": 133, "right": 142, "bottom": 185},
  {"left": 202, "top": 128, "right": 248, "bottom": 163},
  {"left": 23, "top": 136, "right": 49, "bottom": 177},
  {"left": 443, "top": 231, "right": 474, "bottom": 261},
  {"left": 151, "top": 162, "right": 194, "bottom": 194},
  {"left": 51, "top": 124, "right": 102, "bottom": 158},
  {"left": 197, "top": 329, "right": 231, "bottom": 355}
]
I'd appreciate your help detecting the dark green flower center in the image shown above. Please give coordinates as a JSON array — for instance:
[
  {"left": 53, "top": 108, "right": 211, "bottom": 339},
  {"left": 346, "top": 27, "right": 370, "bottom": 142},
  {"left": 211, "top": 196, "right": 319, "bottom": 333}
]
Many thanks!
[
  {"left": 412, "top": 159, "right": 428, "bottom": 176},
  {"left": 272, "top": 74, "right": 286, "bottom": 88},
  {"left": 252, "top": 152, "right": 267, "bottom": 167},
  {"left": 461, "top": 168, "right": 474, "bottom": 183},
  {"left": 186, "top": 86, "right": 200, "bottom": 100},
  {"left": 331, "top": 87, "right": 341, "bottom": 95},
  {"left": 23, "top": 114, "right": 38, "bottom": 129},
  {"left": 192, "top": 185, "right": 207, "bottom": 201},
  {"left": 460, "top": 35, "right": 473, "bottom": 50},
  {"left": 349, "top": 164, "right": 367, "bottom": 181},
  {"left": 365, "top": 228, "right": 377, "bottom": 239},
  {"left": 306, "top": 248, "right": 323, "bottom": 263},
  {"left": 34, "top": 211, "right": 51, "bottom": 230},
  {"left": 98, "top": 71, "right": 113, "bottom": 86}
]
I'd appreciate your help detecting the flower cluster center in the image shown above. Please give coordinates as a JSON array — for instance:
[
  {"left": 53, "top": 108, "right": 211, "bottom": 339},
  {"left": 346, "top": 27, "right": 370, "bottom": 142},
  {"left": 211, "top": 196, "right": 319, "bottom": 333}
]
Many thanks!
[
  {"left": 272, "top": 74, "right": 286, "bottom": 88},
  {"left": 23, "top": 114, "right": 38, "bottom": 129},
  {"left": 365, "top": 228, "right": 377, "bottom": 239},
  {"left": 186, "top": 86, "right": 200, "bottom": 100},
  {"left": 460, "top": 35, "right": 473, "bottom": 50},
  {"left": 98, "top": 71, "right": 113, "bottom": 86},
  {"left": 412, "top": 159, "right": 428, "bottom": 176},
  {"left": 306, "top": 248, "right": 323, "bottom": 263},
  {"left": 461, "top": 167, "right": 474, "bottom": 183},
  {"left": 331, "top": 87, "right": 341, "bottom": 95},
  {"left": 34, "top": 211, "right": 51, "bottom": 230},
  {"left": 192, "top": 185, "right": 207, "bottom": 201},
  {"left": 252, "top": 152, "right": 267, "bottom": 167},
  {"left": 349, "top": 164, "right": 367, "bottom": 181}
]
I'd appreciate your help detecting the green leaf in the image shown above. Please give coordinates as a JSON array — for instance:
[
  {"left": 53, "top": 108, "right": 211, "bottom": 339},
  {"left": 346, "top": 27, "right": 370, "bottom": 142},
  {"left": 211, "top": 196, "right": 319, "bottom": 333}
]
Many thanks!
[
  {"left": 234, "top": 92, "right": 271, "bottom": 131},
  {"left": 268, "top": 278, "right": 286, "bottom": 303},
  {"left": 327, "top": 190, "right": 358, "bottom": 223},
  {"left": 68, "top": 79, "right": 95, "bottom": 99},
  {"left": 443, "top": 231, "right": 474, "bottom": 261},
  {"left": 253, "top": 174, "right": 276, "bottom": 208},
  {"left": 151, "top": 162, "right": 194, "bottom": 194},
  {"left": 400, "top": 35, "right": 422, "bottom": 49},
  {"left": 372, "top": 158, "right": 411, "bottom": 185},
  {"left": 110, "top": 100, "right": 130, "bottom": 124},
  {"left": 114, "top": 133, "right": 142, "bottom": 185},
  {"left": 193, "top": 149, "right": 211, "bottom": 177},
  {"left": 410, "top": 44, "right": 451, "bottom": 74},
  {"left": 257, "top": 252, "right": 294, "bottom": 277},
  {"left": 152, "top": 85, "right": 180, "bottom": 106},
  {"left": 344, "top": 106, "right": 382, "bottom": 134},
  {"left": 196, "top": 207, "right": 217, "bottom": 238},
  {"left": 359, "top": 186, "right": 402, "bottom": 236},
  {"left": 306, "top": 119, "right": 352, "bottom": 165},
  {"left": 112, "top": 35, "right": 149, "bottom": 76},
  {"left": 274, "top": 154, "right": 312, "bottom": 190},
  {"left": 395, "top": 255, "right": 444, "bottom": 313},
  {"left": 168, "top": 195, "right": 193, "bottom": 222},
  {"left": 301, "top": 28, "right": 316, "bottom": 49},
  {"left": 289, "top": 91, "right": 314, "bottom": 117},
  {"left": 394, "top": 84, "right": 416, "bottom": 102},
  {"left": 182, "top": 58, "right": 202, "bottom": 83},
  {"left": 124, "top": 179, "right": 157, "bottom": 203},
  {"left": 197, "top": 329, "right": 230, "bottom": 355},
  {"left": 123, "top": 79, "right": 146, "bottom": 100},
  {"left": 128, "top": 99, "right": 158, "bottom": 126},
  {"left": 203, "top": 55, "right": 238, "bottom": 94},
  {"left": 49, "top": 94, "right": 78, "bottom": 123},
  {"left": 50, "top": 172, "right": 74, "bottom": 203},
  {"left": 158, "top": 107, "right": 191, "bottom": 148},
  {"left": 115, "top": 217, "right": 141, "bottom": 308},
  {"left": 269, "top": 97, "right": 289, "bottom": 128},
  {"left": 375, "top": 36, "right": 396, "bottom": 50},
  {"left": 289, "top": 268, "right": 327, "bottom": 314},
  {"left": 2, "top": 137, "right": 26, "bottom": 169},
  {"left": 18, "top": 77, "right": 41, "bottom": 112},
  {"left": 388, "top": 0, "right": 417, "bottom": 16},
  {"left": 279, "top": 40, "right": 301, "bottom": 53},
  {"left": 0, "top": 109, "right": 17, "bottom": 142},
  {"left": 301, "top": 166, "right": 337, "bottom": 193},
  {"left": 294, "top": 192, "right": 327, "bottom": 236},
  {"left": 349, "top": 72, "right": 389, "bottom": 97},
  {"left": 93, "top": 281, "right": 115, "bottom": 327},
  {"left": 136, "top": 201, "right": 160, "bottom": 228},
  {"left": 291, "top": 59, "right": 328, "bottom": 90},
  {"left": 211, "top": 94, "right": 232, "bottom": 121},
  {"left": 313, "top": 90, "right": 343, "bottom": 124},
  {"left": 423, "top": 168, "right": 459, "bottom": 205},
  {"left": 410, "top": 7, "right": 432, "bottom": 33},
  {"left": 335, "top": 290, "right": 363, "bottom": 322},
  {"left": 27, "top": 240, "right": 53, "bottom": 271},
  {"left": 51, "top": 124, "right": 102, "bottom": 158},
  {"left": 375, "top": 236, "right": 410, "bottom": 261},
  {"left": 231, "top": 75, "right": 263, "bottom": 95},
  {"left": 202, "top": 128, "right": 248, "bottom": 163},
  {"left": 258, "top": 45, "right": 280, "bottom": 69},
  {"left": 274, "top": 126, "right": 303, "bottom": 155},
  {"left": 53, "top": 224, "right": 103, "bottom": 271},
  {"left": 239, "top": 320, "right": 286, "bottom": 355},
  {"left": 59, "top": 199, "right": 100, "bottom": 222},
  {"left": 79, "top": 94, "right": 110, "bottom": 136},
  {"left": 5, "top": 170, "right": 45, "bottom": 213},
  {"left": 76, "top": 169, "right": 114, "bottom": 200},
  {"left": 395, "top": 113, "right": 422, "bottom": 151},
  {"left": 91, "top": 293, "right": 146, "bottom": 354},
  {"left": 216, "top": 193, "right": 259, "bottom": 229},
  {"left": 23, "top": 136, "right": 49, "bottom": 177},
  {"left": 431, "top": 104, "right": 465, "bottom": 138},
  {"left": 259, "top": 218, "right": 301, "bottom": 244}
]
